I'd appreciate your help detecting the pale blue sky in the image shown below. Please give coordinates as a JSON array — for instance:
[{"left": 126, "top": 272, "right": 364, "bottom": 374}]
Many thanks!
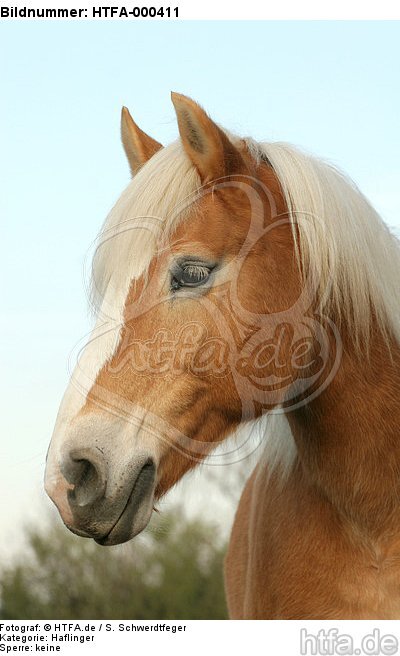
[{"left": 1, "top": 21, "right": 399, "bottom": 553}]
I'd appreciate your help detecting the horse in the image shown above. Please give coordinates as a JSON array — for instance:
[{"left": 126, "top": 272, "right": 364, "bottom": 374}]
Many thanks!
[{"left": 45, "top": 93, "right": 400, "bottom": 619}]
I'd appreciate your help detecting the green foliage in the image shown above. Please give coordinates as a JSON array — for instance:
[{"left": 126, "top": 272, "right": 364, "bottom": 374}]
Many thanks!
[{"left": 0, "top": 509, "right": 227, "bottom": 620}]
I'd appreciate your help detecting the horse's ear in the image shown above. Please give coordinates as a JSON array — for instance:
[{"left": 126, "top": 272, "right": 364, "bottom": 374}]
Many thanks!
[
  {"left": 171, "top": 92, "right": 244, "bottom": 183},
  {"left": 121, "top": 106, "right": 163, "bottom": 176}
]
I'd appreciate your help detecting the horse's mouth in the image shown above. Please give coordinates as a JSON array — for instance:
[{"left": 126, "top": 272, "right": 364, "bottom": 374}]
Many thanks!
[
  {"left": 95, "top": 460, "right": 156, "bottom": 546},
  {"left": 61, "top": 459, "right": 157, "bottom": 546}
]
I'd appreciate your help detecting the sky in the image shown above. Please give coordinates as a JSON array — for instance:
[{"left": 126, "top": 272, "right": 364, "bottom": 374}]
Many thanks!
[{"left": 0, "top": 20, "right": 399, "bottom": 557}]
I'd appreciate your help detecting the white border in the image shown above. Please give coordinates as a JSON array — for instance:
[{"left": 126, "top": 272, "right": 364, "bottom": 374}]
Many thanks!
[{"left": 1, "top": 0, "right": 400, "bottom": 20}]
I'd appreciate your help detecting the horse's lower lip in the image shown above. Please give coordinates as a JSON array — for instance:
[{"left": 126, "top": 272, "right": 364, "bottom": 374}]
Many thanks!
[
  {"left": 94, "top": 490, "right": 136, "bottom": 546},
  {"left": 95, "top": 461, "right": 156, "bottom": 546},
  {"left": 65, "top": 524, "right": 93, "bottom": 539}
]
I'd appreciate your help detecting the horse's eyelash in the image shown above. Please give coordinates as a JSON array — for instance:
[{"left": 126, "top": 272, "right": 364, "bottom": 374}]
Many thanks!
[{"left": 184, "top": 265, "right": 209, "bottom": 279}]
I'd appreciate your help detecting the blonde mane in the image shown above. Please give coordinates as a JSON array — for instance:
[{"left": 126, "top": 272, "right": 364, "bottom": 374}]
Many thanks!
[
  {"left": 245, "top": 138, "right": 400, "bottom": 347},
  {"left": 90, "top": 140, "right": 200, "bottom": 318},
  {"left": 246, "top": 139, "right": 400, "bottom": 479}
]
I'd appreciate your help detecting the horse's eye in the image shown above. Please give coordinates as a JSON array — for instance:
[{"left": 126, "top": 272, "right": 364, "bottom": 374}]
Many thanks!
[{"left": 171, "top": 263, "right": 212, "bottom": 291}]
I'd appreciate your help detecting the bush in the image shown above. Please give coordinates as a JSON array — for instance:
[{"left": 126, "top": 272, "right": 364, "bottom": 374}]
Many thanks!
[{"left": 0, "top": 508, "right": 227, "bottom": 620}]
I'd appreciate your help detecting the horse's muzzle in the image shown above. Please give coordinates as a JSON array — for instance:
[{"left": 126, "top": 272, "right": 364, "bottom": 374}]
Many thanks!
[{"left": 45, "top": 448, "right": 157, "bottom": 546}]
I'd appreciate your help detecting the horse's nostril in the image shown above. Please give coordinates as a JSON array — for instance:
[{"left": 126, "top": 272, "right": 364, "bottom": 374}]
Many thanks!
[
  {"left": 62, "top": 448, "right": 107, "bottom": 509},
  {"left": 134, "top": 459, "right": 156, "bottom": 505}
]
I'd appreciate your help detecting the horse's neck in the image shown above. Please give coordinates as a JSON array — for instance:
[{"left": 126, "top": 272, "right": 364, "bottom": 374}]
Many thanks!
[{"left": 287, "top": 326, "right": 400, "bottom": 537}]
